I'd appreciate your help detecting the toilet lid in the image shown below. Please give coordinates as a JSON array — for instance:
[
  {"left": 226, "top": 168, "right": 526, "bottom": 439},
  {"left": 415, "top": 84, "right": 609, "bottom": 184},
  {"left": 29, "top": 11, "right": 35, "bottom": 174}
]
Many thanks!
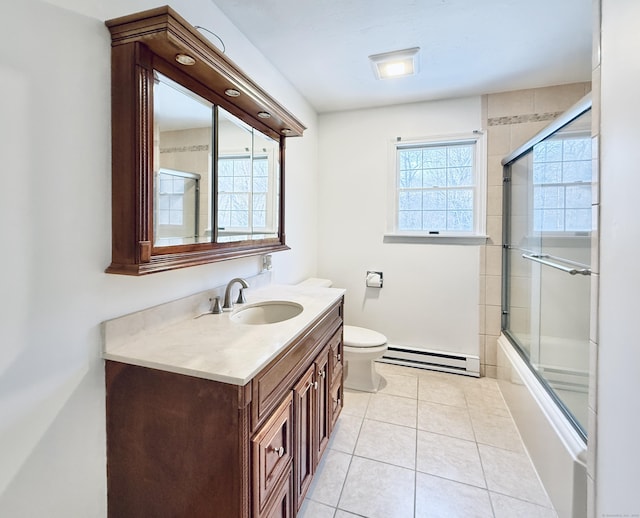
[{"left": 344, "top": 325, "right": 387, "bottom": 348}]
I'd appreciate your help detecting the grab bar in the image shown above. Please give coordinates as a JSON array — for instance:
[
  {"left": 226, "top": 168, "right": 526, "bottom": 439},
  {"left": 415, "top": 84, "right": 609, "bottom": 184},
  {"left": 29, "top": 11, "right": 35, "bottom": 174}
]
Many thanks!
[{"left": 522, "top": 253, "right": 592, "bottom": 276}]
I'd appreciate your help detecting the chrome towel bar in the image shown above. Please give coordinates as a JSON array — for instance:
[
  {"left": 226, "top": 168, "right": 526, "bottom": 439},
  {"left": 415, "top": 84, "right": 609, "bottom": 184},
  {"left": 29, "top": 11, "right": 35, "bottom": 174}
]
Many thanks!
[{"left": 522, "top": 253, "right": 592, "bottom": 276}]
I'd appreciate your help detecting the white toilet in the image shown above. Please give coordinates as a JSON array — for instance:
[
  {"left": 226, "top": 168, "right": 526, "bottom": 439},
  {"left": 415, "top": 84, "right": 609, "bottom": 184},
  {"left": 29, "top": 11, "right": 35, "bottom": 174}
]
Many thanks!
[
  {"left": 297, "top": 278, "right": 388, "bottom": 393},
  {"left": 343, "top": 325, "right": 388, "bottom": 392}
]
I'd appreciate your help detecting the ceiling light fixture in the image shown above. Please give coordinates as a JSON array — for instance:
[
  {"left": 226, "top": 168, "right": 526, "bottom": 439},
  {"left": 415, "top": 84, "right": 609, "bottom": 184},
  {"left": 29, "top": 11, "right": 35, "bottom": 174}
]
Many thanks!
[
  {"left": 224, "top": 88, "right": 241, "bottom": 97},
  {"left": 368, "top": 47, "right": 420, "bottom": 80},
  {"left": 257, "top": 111, "right": 271, "bottom": 119}
]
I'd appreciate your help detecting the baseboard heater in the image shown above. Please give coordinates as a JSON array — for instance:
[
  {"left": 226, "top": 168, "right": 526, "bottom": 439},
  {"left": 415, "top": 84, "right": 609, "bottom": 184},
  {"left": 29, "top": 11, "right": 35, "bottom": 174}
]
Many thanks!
[{"left": 380, "top": 345, "right": 480, "bottom": 377}]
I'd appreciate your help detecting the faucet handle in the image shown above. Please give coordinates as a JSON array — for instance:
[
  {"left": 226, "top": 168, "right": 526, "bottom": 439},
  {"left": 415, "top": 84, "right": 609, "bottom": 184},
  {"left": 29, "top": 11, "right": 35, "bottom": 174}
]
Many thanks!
[
  {"left": 210, "top": 296, "right": 223, "bottom": 314},
  {"left": 236, "top": 288, "right": 247, "bottom": 304}
]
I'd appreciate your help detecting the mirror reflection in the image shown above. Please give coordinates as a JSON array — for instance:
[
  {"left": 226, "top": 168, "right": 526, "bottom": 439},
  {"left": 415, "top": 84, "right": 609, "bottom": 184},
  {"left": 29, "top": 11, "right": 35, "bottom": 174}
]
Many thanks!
[
  {"left": 153, "top": 73, "right": 280, "bottom": 247},
  {"left": 217, "top": 108, "right": 280, "bottom": 243}
]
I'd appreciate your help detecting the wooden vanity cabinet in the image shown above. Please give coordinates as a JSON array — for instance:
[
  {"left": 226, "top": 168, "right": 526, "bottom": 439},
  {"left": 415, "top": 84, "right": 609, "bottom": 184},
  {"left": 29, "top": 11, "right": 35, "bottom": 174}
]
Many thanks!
[{"left": 105, "top": 298, "right": 343, "bottom": 518}]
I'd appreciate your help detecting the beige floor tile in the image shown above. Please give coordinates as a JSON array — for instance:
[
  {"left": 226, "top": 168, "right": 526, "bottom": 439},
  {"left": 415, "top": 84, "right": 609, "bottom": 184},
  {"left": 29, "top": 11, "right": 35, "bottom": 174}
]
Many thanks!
[
  {"left": 479, "top": 444, "right": 552, "bottom": 507},
  {"left": 377, "top": 372, "right": 419, "bottom": 399},
  {"left": 418, "top": 376, "right": 467, "bottom": 407},
  {"left": 416, "top": 430, "right": 486, "bottom": 488},
  {"left": 306, "top": 449, "right": 352, "bottom": 507},
  {"left": 417, "top": 400, "right": 475, "bottom": 441},
  {"left": 338, "top": 456, "right": 415, "bottom": 518},
  {"left": 469, "top": 409, "right": 523, "bottom": 452},
  {"left": 342, "top": 389, "right": 371, "bottom": 417},
  {"left": 354, "top": 419, "right": 416, "bottom": 469},
  {"left": 491, "top": 492, "right": 558, "bottom": 518},
  {"left": 365, "top": 393, "right": 417, "bottom": 428},
  {"left": 415, "top": 472, "right": 494, "bottom": 518},
  {"left": 329, "top": 413, "right": 363, "bottom": 454},
  {"left": 297, "top": 499, "right": 336, "bottom": 518}
]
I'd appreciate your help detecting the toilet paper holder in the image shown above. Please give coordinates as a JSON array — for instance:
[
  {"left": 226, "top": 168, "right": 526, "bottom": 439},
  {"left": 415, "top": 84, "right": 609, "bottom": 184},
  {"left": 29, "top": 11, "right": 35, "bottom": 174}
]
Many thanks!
[{"left": 366, "top": 270, "right": 383, "bottom": 288}]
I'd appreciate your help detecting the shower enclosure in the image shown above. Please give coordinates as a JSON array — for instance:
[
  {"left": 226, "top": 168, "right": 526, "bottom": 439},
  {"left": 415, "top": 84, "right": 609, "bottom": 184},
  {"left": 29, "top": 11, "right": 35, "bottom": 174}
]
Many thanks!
[{"left": 501, "top": 95, "right": 592, "bottom": 440}]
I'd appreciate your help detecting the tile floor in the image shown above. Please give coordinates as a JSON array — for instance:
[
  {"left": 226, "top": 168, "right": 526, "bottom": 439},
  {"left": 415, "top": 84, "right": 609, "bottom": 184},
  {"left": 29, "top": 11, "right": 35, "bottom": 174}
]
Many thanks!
[{"left": 298, "top": 362, "right": 557, "bottom": 518}]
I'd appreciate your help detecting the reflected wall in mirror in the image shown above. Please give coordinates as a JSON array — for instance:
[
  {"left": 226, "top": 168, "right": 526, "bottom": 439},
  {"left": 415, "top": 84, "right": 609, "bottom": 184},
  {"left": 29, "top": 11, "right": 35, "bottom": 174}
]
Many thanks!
[
  {"left": 105, "top": 6, "right": 305, "bottom": 275},
  {"left": 154, "top": 73, "right": 211, "bottom": 246}
]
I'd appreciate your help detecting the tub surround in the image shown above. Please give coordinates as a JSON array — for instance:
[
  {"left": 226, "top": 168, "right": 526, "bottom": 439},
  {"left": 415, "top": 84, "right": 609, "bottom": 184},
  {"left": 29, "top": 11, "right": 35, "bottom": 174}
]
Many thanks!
[{"left": 103, "top": 282, "right": 345, "bottom": 385}]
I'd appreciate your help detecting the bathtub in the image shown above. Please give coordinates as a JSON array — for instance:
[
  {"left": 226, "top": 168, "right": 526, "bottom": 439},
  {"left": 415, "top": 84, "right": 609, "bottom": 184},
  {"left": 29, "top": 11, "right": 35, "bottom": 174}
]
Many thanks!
[{"left": 497, "top": 334, "right": 587, "bottom": 518}]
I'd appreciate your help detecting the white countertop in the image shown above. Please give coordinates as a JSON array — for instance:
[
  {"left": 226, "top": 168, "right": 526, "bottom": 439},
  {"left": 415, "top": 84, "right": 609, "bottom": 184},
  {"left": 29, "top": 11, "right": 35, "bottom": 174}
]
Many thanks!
[{"left": 103, "top": 284, "right": 345, "bottom": 386}]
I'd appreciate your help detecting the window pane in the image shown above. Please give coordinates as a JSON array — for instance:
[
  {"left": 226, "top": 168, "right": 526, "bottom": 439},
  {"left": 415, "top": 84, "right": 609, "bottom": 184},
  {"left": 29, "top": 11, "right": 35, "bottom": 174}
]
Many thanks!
[
  {"left": 253, "top": 177, "right": 268, "bottom": 192},
  {"left": 254, "top": 210, "right": 266, "bottom": 227},
  {"left": 399, "top": 149, "right": 422, "bottom": 171},
  {"left": 231, "top": 193, "right": 249, "bottom": 210},
  {"left": 562, "top": 160, "right": 592, "bottom": 183},
  {"left": 218, "top": 177, "right": 233, "bottom": 192},
  {"left": 448, "top": 167, "right": 472, "bottom": 186},
  {"left": 423, "top": 190, "right": 446, "bottom": 210},
  {"left": 533, "top": 162, "right": 562, "bottom": 184},
  {"left": 233, "top": 176, "right": 250, "bottom": 192},
  {"left": 447, "top": 210, "right": 473, "bottom": 231},
  {"left": 230, "top": 211, "right": 248, "bottom": 227},
  {"left": 566, "top": 185, "right": 591, "bottom": 209},
  {"left": 566, "top": 208, "right": 591, "bottom": 231},
  {"left": 423, "top": 168, "right": 446, "bottom": 187},
  {"left": 399, "top": 170, "right": 423, "bottom": 189},
  {"left": 447, "top": 189, "right": 473, "bottom": 210},
  {"left": 533, "top": 141, "right": 562, "bottom": 163},
  {"left": 447, "top": 146, "right": 472, "bottom": 167},
  {"left": 399, "top": 191, "right": 422, "bottom": 210},
  {"left": 422, "top": 147, "right": 447, "bottom": 168},
  {"left": 398, "top": 210, "right": 422, "bottom": 230},
  {"left": 534, "top": 186, "right": 563, "bottom": 209},
  {"left": 563, "top": 138, "right": 591, "bottom": 161},
  {"left": 253, "top": 193, "right": 266, "bottom": 211},
  {"left": 423, "top": 211, "right": 446, "bottom": 230}
]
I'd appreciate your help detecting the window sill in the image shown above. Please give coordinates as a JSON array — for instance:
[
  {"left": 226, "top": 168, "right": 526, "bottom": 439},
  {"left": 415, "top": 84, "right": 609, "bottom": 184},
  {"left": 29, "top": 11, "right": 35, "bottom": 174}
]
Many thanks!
[{"left": 383, "top": 233, "right": 489, "bottom": 245}]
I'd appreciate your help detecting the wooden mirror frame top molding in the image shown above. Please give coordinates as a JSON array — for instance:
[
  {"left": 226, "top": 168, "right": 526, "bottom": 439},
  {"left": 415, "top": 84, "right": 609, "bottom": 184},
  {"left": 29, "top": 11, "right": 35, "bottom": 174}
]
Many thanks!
[{"left": 105, "top": 6, "right": 306, "bottom": 275}]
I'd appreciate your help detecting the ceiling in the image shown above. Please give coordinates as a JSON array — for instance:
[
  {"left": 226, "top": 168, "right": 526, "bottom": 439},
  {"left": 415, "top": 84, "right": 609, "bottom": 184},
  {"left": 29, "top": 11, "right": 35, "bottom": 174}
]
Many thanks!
[{"left": 210, "top": 0, "right": 592, "bottom": 114}]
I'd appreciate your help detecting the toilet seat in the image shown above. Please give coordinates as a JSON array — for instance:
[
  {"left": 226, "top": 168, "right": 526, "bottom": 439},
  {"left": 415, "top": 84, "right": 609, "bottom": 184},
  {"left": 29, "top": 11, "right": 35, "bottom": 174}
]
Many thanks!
[{"left": 344, "top": 325, "right": 387, "bottom": 348}]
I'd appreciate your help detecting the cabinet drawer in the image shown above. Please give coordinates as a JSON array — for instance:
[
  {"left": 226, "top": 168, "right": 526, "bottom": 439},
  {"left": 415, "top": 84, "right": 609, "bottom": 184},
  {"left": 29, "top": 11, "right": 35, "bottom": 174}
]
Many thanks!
[
  {"left": 328, "top": 328, "right": 343, "bottom": 386},
  {"left": 252, "top": 393, "right": 293, "bottom": 516},
  {"left": 259, "top": 467, "right": 293, "bottom": 518}
]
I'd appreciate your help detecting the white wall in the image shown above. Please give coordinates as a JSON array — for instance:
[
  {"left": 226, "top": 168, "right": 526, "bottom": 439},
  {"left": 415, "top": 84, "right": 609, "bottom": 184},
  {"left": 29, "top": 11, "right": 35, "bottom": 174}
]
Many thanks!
[
  {"left": 317, "top": 99, "right": 481, "bottom": 355},
  {"left": 0, "top": 0, "right": 318, "bottom": 515},
  {"left": 596, "top": 0, "right": 640, "bottom": 514}
]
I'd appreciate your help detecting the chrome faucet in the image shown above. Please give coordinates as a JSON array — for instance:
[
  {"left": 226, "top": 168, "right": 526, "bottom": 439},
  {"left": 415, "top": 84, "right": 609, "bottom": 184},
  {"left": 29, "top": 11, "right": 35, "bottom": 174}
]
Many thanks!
[{"left": 222, "top": 277, "right": 249, "bottom": 310}]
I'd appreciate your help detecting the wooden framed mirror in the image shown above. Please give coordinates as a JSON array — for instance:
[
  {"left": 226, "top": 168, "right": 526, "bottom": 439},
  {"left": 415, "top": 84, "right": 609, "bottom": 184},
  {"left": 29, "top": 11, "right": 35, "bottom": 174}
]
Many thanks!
[{"left": 105, "top": 6, "right": 305, "bottom": 275}]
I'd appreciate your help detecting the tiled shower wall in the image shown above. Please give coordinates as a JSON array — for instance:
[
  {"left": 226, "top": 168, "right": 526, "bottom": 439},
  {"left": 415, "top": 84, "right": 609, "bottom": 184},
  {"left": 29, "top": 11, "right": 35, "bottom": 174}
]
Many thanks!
[{"left": 479, "top": 82, "right": 593, "bottom": 378}]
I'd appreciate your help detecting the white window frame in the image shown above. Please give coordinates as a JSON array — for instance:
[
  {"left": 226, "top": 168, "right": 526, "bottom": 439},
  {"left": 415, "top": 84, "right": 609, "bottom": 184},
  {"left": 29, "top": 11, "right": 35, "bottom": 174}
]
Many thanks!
[{"left": 385, "top": 132, "right": 487, "bottom": 244}]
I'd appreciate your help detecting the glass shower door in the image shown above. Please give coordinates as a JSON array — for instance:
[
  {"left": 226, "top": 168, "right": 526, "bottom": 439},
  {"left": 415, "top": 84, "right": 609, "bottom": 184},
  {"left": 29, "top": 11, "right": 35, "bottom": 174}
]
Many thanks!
[{"left": 503, "top": 106, "right": 592, "bottom": 438}]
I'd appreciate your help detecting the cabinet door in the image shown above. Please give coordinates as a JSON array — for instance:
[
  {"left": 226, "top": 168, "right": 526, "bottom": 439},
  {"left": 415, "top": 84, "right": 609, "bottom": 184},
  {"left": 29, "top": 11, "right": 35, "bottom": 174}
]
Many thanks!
[
  {"left": 252, "top": 393, "right": 293, "bottom": 517},
  {"left": 328, "top": 328, "right": 343, "bottom": 387},
  {"left": 330, "top": 379, "right": 343, "bottom": 430},
  {"left": 293, "top": 364, "right": 315, "bottom": 508},
  {"left": 315, "top": 345, "right": 331, "bottom": 461}
]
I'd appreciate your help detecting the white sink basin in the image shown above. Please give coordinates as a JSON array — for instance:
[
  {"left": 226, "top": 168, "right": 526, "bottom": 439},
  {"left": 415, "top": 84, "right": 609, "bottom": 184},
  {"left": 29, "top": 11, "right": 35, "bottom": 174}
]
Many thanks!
[{"left": 230, "top": 300, "right": 303, "bottom": 325}]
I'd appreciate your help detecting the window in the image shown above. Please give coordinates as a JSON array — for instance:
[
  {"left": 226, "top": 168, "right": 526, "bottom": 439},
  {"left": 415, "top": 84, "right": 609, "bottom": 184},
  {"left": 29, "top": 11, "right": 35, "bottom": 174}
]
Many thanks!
[
  {"left": 532, "top": 134, "right": 592, "bottom": 233},
  {"left": 218, "top": 155, "right": 272, "bottom": 233},
  {"left": 390, "top": 135, "right": 485, "bottom": 239}
]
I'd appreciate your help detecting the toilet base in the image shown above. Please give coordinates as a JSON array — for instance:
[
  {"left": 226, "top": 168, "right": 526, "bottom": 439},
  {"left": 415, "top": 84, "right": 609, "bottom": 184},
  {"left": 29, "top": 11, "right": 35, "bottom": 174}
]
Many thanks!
[{"left": 344, "top": 356, "right": 384, "bottom": 392}]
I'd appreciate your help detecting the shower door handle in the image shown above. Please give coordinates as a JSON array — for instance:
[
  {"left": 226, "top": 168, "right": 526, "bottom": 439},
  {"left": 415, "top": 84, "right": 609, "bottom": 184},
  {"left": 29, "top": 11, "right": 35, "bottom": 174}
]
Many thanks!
[{"left": 522, "top": 253, "right": 591, "bottom": 276}]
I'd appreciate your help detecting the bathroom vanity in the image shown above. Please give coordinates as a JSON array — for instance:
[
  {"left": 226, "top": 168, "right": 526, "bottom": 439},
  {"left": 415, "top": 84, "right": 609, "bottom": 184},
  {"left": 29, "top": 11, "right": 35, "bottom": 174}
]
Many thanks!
[{"left": 103, "top": 284, "right": 344, "bottom": 517}]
